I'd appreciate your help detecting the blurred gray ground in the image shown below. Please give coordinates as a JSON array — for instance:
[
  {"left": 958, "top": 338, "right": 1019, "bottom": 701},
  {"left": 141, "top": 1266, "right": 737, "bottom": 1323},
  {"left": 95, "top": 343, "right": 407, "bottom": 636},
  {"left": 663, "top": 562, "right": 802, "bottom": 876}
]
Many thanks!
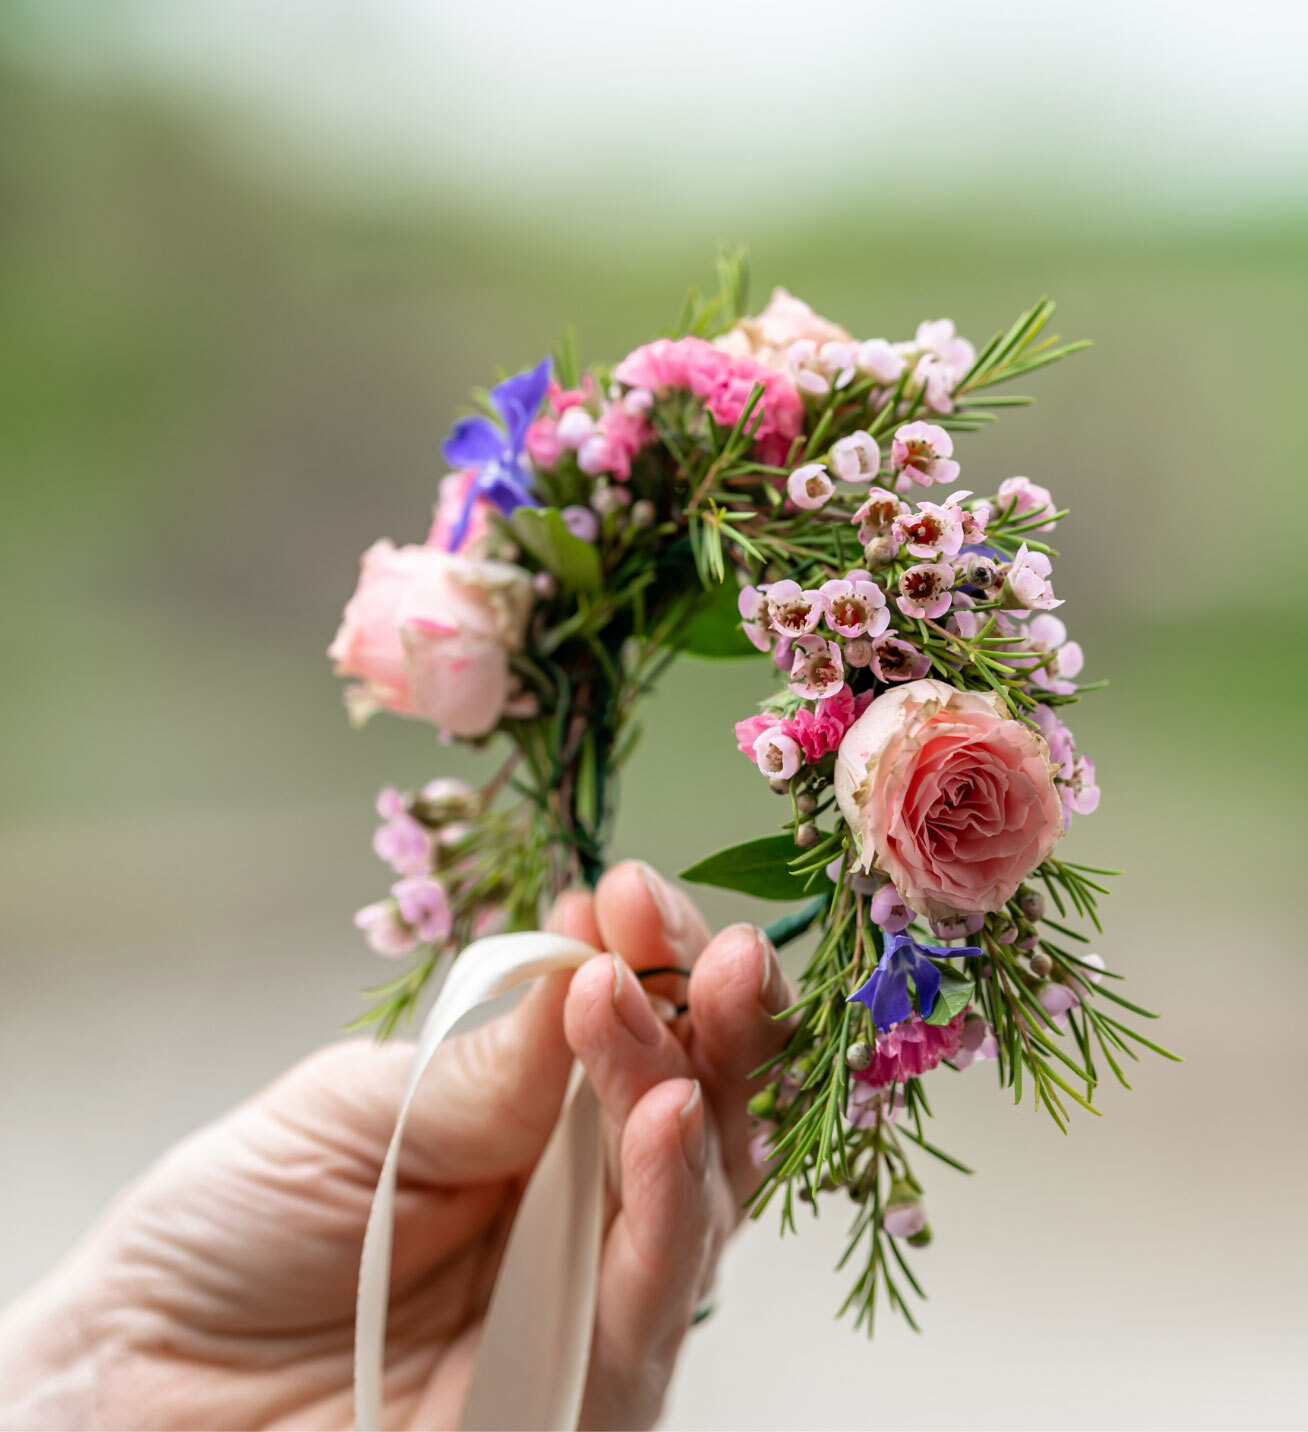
[{"left": 2, "top": 40, "right": 1307, "bottom": 1432}]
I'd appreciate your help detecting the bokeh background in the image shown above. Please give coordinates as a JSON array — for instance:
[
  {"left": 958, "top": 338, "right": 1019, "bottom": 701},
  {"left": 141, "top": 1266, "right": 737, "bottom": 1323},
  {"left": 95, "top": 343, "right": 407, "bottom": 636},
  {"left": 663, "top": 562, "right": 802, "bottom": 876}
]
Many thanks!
[{"left": 2, "top": 3, "right": 1306, "bottom": 1427}]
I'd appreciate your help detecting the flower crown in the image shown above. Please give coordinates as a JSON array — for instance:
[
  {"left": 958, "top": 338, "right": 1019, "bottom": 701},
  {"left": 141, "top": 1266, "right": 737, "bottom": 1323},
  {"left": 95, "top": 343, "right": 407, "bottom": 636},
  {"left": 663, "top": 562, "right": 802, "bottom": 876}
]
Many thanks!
[{"left": 330, "top": 254, "right": 1175, "bottom": 1330}]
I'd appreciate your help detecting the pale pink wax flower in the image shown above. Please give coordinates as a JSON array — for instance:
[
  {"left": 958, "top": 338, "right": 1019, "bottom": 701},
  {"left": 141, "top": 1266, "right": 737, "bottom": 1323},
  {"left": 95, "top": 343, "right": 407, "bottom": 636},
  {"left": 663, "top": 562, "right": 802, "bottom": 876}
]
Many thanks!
[
  {"left": 787, "top": 462, "right": 835, "bottom": 509},
  {"left": 1063, "top": 754, "right": 1100, "bottom": 819},
  {"left": 896, "top": 561, "right": 955, "bottom": 620},
  {"left": 1037, "top": 981, "right": 1080, "bottom": 1030},
  {"left": 857, "top": 339, "right": 907, "bottom": 386},
  {"left": 787, "top": 683, "right": 858, "bottom": 761},
  {"left": 834, "top": 679, "right": 1065, "bottom": 920},
  {"left": 893, "top": 500, "right": 965, "bottom": 560},
  {"left": 948, "top": 590, "right": 987, "bottom": 641},
  {"left": 714, "top": 286, "right": 852, "bottom": 368},
  {"left": 545, "top": 374, "right": 596, "bottom": 413},
  {"left": 1031, "top": 704, "right": 1075, "bottom": 778},
  {"left": 869, "top": 634, "right": 931, "bottom": 683},
  {"left": 930, "top": 910, "right": 985, "bottom": 941},
  {"left": 916, "top": 318, "right": 976, "bottom": 375},
  {"left": 954, "top": 1012, "right": 998, "bottom": 1069},
  {"left": 754, "top": 727, "right": 802, "bottom": 780},
  {"left": 561, "top": 505, "right": 600, "bottom": 542},
  {"left": 914, "top": 356, "right": 960, "bottom": 415},
  {"left": 891, "top": 421, "right": 960, "bottom": 488},
  {"left": 773, "top": 635, "right": 795, "bottom": 672},
  {"left": 1002, "top": 543, "right": 1062, "bottom": 612},
  {"left": 764, "top": 579, "right": 825, "bottom": 636},
  {"left": 830, "top": 430, "right": 881, "bottom": 483},
  {"left": 847, "top": 1082, "right": 909, "bottom": 1130},
  {"left": 427, "top": 470, "right": 494, "bottom": 555},
  {"left": 354, "top": 900, "right": 417, "bottom": 958},
  {"left": 853, "top": 489, "right": 909, "bottom": 543},
  {"left": 852, "top": 1013, "right": 967, "bottom": 1087},
  {"left": 883, "top": 1193, "right": 929, "bottom": 1240},
  {"left": 1024, "top": 613, "right": 1084, "bottom": 695},
  {"left": 869, "top": 881, "right": 916, "bottom": 933},
  {"left": 789, "top": 634, "right": 845, "bottom": 700},
  {"left": 391, "top": 875, "right": 453, "bottom": 943},
  {"left": 372, "top": 786, "right": 434, "bottom": 877},
  {"left": 998, "top": 475, "right": 1057, "bottom": 532},
  {"left": 614, "top": 336, "right": 803, "bottom": 467},
  {"left": 957, "top": 495, "right": 991, "bottom": 545},
  {"left": 1069, "top": 952, "right": 1106, "bottom": 998},
  {"left": 738, "top": 584, "right": 773, "bottom": 652},
  {"left": 821, "top": 576, "right": 890, "bottom": 639},
  {"left": 329, "top": 541, "right": 534, "bottom": 739}
]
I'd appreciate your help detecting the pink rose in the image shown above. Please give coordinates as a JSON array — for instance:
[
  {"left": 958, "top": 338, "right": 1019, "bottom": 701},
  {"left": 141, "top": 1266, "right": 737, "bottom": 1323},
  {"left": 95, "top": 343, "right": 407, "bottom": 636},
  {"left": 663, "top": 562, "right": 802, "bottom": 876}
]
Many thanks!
[
  {"left": 715, "top": 286, "right": 852, "bottom": 368},
  {"left": 833, "top": 678, "right": 1063, "bottom": 920},
  {"left": 329, "top": 540, "right": 533, "bottom": 738}
]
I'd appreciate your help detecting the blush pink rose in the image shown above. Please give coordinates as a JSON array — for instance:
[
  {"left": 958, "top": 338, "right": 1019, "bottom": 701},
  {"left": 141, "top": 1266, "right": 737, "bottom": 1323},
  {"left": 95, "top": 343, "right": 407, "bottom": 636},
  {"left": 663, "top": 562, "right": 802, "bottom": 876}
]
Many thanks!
[
  {"left": 833, "top": 678, "right": 1063, "bottom": 920},
  {"left": 715, "top": 286, "right": 853, "bottom": 368},
  {"left": 329, "top": 540, "right": 533, "bottom": 738}
]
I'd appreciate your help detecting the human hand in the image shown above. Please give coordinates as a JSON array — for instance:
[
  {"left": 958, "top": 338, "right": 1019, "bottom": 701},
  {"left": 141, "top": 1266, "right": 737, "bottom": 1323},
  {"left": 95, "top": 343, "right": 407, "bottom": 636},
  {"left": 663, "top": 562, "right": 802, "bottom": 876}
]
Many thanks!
[{"left": 0, "top": 861, "right": 797, "bottom": 1430}]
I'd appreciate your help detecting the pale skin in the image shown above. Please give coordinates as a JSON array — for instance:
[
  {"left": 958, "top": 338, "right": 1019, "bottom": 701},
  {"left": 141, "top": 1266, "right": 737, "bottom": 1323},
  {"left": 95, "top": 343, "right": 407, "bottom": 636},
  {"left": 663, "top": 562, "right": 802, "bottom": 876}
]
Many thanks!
[{"left": 0, "top": 862, "right": 799, "bottom": 1431}]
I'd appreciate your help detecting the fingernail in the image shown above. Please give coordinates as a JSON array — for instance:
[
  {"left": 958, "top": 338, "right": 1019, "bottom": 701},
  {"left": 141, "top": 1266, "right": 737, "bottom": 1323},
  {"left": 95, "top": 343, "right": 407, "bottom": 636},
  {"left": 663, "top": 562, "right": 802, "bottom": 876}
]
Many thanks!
[
  {"left": 636, "top": 861, "right": 687, "bottom": 940},
  {"left": 678, "top": 1081, "right": 706, "bottom": 1173},
  {"left": 756, "top": 929, "right": 789, "bottom": 1015},
  {"left": 611, "top": 954, "right": 663, "bottom": 1047},
  {"left": 648, "top": 993, "right": 679, "bottom": 1023}
]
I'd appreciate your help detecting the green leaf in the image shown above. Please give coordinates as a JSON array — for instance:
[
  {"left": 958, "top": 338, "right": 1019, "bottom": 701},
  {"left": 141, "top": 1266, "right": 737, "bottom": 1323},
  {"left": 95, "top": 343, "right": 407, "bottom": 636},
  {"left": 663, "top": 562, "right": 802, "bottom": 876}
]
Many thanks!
[
  {"left": 673, "top": 578, "right": 752, "bottom": 659},
  {"left": 923, "top": 965, "right": 975, "bottom": 1026},
  {"left": 680, "top": 834, "right": 836, "bottom": 901},
  {"left": 509, "top": 508, "right": 601, "bottom": 592}
]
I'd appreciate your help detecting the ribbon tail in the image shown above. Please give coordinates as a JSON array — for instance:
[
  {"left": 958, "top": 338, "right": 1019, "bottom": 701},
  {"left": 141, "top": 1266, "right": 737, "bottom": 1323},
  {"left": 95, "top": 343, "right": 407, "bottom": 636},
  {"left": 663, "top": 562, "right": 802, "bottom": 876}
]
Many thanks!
[
  {"left": 353, "top": 931, "right": 606, "bottom": 1432},
  {"left": 459, "top": 1066, "right": 603, "bottom": 1432}
]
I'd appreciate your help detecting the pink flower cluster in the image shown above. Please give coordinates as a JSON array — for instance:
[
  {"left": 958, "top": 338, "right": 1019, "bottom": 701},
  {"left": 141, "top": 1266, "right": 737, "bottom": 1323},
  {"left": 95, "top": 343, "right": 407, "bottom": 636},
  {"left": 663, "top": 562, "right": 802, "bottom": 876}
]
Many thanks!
[
  {"left": 614, "top": 336, "right": 804, "bottom": 466},
  {"left": 735, "top": 683, "right": 865, "bottom": 779},
  {"left": 525, "top": 376, "right": 653, "bottom": 482},
  {"left": 850, "top": 1012, "right": 968, "bottom": 1088}
]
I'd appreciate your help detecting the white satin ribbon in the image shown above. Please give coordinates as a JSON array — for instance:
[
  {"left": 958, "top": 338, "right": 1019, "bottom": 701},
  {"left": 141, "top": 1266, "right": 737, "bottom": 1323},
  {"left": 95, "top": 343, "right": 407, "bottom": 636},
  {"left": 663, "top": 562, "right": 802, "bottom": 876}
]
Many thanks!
[{"left": 354, "top": 933, "right": 608, "bottom": 1432}]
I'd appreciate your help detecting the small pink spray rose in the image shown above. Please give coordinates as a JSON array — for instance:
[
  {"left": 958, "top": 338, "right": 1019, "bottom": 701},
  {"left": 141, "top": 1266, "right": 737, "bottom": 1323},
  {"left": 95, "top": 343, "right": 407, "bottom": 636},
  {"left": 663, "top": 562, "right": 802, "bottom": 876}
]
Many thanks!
[
  {"left": 833, "top": 679, "right": 1064, "bottom": 920},
  {"left": 329, "top": 541, "right": 534, "bottom": 739}
]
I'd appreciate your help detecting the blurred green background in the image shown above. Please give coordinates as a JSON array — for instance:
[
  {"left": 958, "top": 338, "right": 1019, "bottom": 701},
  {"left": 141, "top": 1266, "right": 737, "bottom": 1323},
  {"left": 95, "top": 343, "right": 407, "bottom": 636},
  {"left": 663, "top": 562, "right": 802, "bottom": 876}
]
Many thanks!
[{"left": 2, "top": 4, "right": 1305, "bottom": 1428}]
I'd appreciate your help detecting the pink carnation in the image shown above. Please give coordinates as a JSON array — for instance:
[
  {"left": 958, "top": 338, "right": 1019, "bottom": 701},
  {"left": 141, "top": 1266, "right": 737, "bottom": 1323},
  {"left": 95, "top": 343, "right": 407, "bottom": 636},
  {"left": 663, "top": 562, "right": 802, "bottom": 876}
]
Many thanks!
[
  {"left": 614, "top": 336, "right": 803, "bottom": 466},
  {"left": 851, "top": 1013, "right": 967, "bottom": 1088},
  {"left": 787, "top": 684, "right": 857, "bottom": 762}
]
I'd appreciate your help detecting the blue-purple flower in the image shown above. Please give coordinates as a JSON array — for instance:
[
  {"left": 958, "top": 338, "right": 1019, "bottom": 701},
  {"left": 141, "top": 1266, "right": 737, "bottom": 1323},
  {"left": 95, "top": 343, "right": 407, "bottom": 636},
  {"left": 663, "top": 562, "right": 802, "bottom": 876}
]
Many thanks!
[
  {"left": 440, "top": 356, "right": 552, "bottom": 550},
  {"left": 847, "top": 930, "right": 983, "bottom": 1032}
]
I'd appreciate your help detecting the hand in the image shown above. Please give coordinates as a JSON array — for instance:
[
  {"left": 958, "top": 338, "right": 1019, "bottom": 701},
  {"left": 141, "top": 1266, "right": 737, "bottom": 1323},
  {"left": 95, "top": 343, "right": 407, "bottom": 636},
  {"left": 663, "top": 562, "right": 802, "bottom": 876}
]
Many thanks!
[{"left": 0, "top": 862, "right": 798, "bottom": 1430}]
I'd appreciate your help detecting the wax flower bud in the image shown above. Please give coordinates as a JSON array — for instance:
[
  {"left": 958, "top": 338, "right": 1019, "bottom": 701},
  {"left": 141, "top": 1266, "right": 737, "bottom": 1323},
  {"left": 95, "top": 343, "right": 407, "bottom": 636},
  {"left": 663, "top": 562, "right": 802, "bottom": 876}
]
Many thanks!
[
  {"left": 787, "top": 462, "right": 835, "bottom": 510},
  {"left": 630, "top": 498, "right": 656, "bottom": 528},
  {"left": 796, "top": 821, "right": 820, "bottom": 849},
  {"left": 960, "top": 555, "right": 1000, "bottom": 591},
  {"left": 1029, "top": 950, "right": 1054, "bottom": 977},
  {"left": 1016, "top": 886, "right": 1046, "bottom": 922},
  {"left": 863, "top": 536, "right": 898, "bottom": 568},
  {"left": 845, "top": 1040, "right": 873, "bottom": 1071},
  {"left": 883, "top": 1179, "right": 929, "bottom": 1239}
]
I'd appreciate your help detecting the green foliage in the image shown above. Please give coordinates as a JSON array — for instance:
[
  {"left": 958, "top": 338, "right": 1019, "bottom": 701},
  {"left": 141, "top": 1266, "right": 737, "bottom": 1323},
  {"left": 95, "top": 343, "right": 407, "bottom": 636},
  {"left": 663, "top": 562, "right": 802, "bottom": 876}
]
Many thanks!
[
  {"left": 509, "top": 508, "right": 601, "bottom": 592},
  {"left": 922, "top": 965, "right": 974, "bottom": 1026},
  {"left": 680, "top": 833, "right": 836, "bottom": 901},
  {"left": 672, "top": 576, "right": 753, "bottom": 659}
]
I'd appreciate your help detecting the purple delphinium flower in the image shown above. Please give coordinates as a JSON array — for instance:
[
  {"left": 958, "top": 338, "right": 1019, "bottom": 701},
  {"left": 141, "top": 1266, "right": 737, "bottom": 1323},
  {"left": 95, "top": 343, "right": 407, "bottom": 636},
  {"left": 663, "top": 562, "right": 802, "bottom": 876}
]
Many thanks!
[
  {"left": 847, "top": 929, "right": 984, "bottom": 1032},
  {"left": 440, "top": 356, "right": 552, "bottom": 549}
]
